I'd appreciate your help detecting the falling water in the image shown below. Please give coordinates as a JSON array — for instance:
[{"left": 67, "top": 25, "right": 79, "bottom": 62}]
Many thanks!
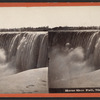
[
  {"left": 86, "top": 32, "right": 99, "bottom": 59},
  {"left": 48, "top": 31, "right": 100, "bottom": 88},
  {"left": 85, "top": 31, "right": 100, "bottom": 69},
  {"left": 0, "top": 32, "right": 48, "bottom": 77}
]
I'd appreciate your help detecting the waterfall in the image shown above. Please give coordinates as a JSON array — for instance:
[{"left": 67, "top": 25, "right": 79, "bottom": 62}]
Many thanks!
[
  {"left": 37, "top": 34, "right": 48, "bottom": 68},
  {"left": 85, "top": 31, "right": 100, "bottom": 69},
  {"left": 48, "top": 31, "right": 100, "bottom": 87},
  {"left": 86, "top": 32, "right": 99, "bottom": 59},
  {"left": 93, "top": 37, "right": 100, "bottom": 69},
  {"left": 0, "top": 32, "right": 48, "bottom": 73},
  {"left": 49, "top": 31, "right": 100, "bottom": 70}
]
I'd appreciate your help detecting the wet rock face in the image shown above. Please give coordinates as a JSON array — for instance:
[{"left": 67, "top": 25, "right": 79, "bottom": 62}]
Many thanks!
[{"left": 0, "top": 32, "right": 48, "bottom": 72}]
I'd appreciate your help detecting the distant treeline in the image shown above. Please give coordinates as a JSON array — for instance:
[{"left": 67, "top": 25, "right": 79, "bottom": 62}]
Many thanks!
[
  {"left": 0, "top": 26, "right": 100, "bottom": 32},
  {"left": 0, "top": 27, "right": 49, "bottom": 32},
  {"left": 52, "top": 26, "right": 100, "bottom": 30}
]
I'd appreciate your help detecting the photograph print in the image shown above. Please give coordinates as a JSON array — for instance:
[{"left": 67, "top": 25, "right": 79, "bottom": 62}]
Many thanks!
[
  {"left": 0, "top": 7, "right": 48, "bottom": 93},
  {"left": 48, "top": 6, "right": 100, "bottom": 93},
  {"left": 0, "top": 6, "right": 100, "bottom": 94}
]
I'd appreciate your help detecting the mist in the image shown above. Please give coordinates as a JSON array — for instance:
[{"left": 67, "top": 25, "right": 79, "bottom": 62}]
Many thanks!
[
  {"left": 49, "top": 45, "right": 95, "bottom": 83},
  {"left": 0, "top": 48, "right": 17, "bottom": 78}
]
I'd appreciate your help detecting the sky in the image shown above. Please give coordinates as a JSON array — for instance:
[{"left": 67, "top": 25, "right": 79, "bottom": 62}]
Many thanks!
[{"left": 0, "top": 6, "right": 100, "bottom": 28}]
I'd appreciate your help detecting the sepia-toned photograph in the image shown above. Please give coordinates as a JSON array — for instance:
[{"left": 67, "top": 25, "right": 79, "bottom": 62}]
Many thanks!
[
  {"left": 1, "top": 6, "right": 100, "bottom": 94},
  {"left": 48, "top": 6, "right": 100, "bottom": 93},
  {"left": 0, "top": 7, "right": 49, "bottom": 93}
]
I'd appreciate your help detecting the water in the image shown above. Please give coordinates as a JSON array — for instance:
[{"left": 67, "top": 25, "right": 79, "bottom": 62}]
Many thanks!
[
  {"left": 0, "top": 32, "right": 48, "bottom": 77},
  {"left": 48, "top": 31, "right": 100, "bottom": 87}
]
